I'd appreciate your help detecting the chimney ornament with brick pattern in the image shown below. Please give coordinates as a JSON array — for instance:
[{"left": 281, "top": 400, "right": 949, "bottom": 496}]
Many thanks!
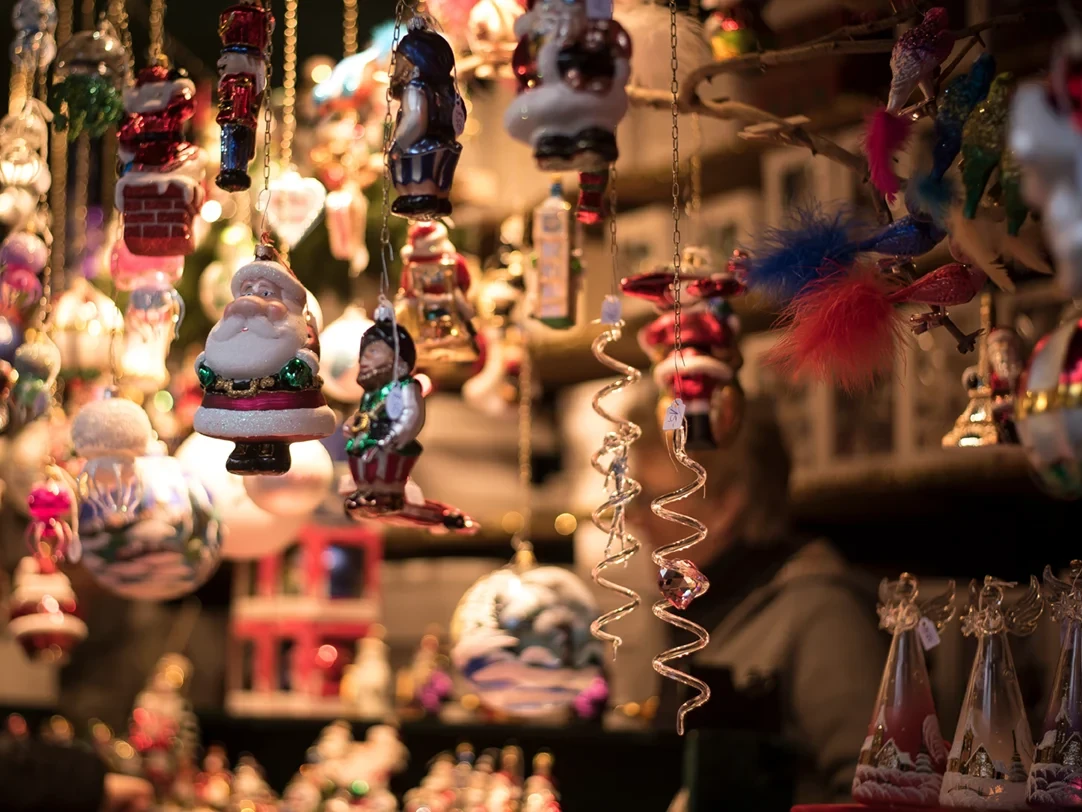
[
  {"left": 193, "top": 242, "right": 336, "bottom": 476},
  {"left": 115, "top": 64, "right": 207, "bottom": 257}
]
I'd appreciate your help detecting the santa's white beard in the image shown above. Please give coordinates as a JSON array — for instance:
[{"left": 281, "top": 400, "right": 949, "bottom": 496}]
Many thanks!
[{"left": 204, "top": 312, "right": 307, "bottom": 379}]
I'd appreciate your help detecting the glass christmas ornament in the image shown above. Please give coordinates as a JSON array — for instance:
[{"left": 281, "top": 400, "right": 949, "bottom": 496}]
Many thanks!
[
  {"left": 50, "top": 277, "right": 123, "bottom": 378},
  {"left": 198, "top": 223, "right": 255, "bottom": 320},
  {"left": 193, "top": 244, "right": 336, "bottom": 476},
  {"left": 109, "top": 238, "right": 184, "bottom": 292},
  {"left": 215, "top": 0, "right": 274, "bottom": 192},
  {"left": 241, "top": 438, "right": 333, "bottom": 518},
  {"left": 466, "top": 0, "right": 523, "bottom": 77},
  {"left": 25, "top": 468, "right": 78, "bottom": 562},
  {"left": 387, "top": 17, "right": 466, "bottom": 220},
  {"left": 0, "top": 359, "right": 14, "bottom": 432},
  {"left": 49, "top": 19, "right": 128, "bottom": 139},
  {"left": 2, "top": 413, "right": 72, "bottom": 518},
  {"left": 343, "top": 315, "right": 476, "bottom": 533},
  {"left": 394, "top": 221, "right": 478, "bottom": 365},
  {"left": 72, "top": 396, "right": 154, "bottom": 524},
  {"left": 0, "top": 231, "right": 48, "bottom": 318},
  {"left": 116, "top": 64, "right": 206, "bottom": 257},
  {"left": 120, "top": 285, "right": 184, "bottom": 393},
  {"left": 528, "top": 182, "right": 580, "bottom": 329},
  {"left": 264, "top": 168, "right": 327, "bottom": 250},
  {"left": 10, "top": 0, "right": 57, "bottom": 71},
  {"left": 1030, "top": 562, "right": 1082, "bottom": 807},
  {"left": 79, "top": 452, "right": 222, "bottom": 601},
  {"left": 0, "top": 316, "right": 23, "bottom": 363},
  {"left": 12, "top": 330, "right": 60, "bottom": 426},
  {"left": 1016, "top": 319, "right": 1082, "bottom": 498},
  {"left": 175, "top": 432, "right": 305, "bottom": 560},
  {"left": 450, "top": 549, "right": 605, "bottom": 717},
  {"left": 853, "top": 574, "right": 956, "bottom": 806},
  {"left": 324, "top": 183, "right": 369, "bottom": 273},
  {"left": 318, "top": 304, "right": 373, "bottom": 404},
  {"left": 940, "top": 576, "right": 1043, "bottom": 810},
  {"left": 505, "top": 0, "right": 631, "bottom": 172},
  {"left": 130, "top": 653, "right": 200, "bottom": 795},
  {"left": 0, "top": 102, "right": 52, "bottom": 228},
  {"left": 8, "top": 554, "right": 86, "bottom": 663}
]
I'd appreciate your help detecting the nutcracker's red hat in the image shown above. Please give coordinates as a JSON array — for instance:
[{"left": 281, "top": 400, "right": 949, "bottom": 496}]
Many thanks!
[{"left": 219, "top": 1, "right": 274, "bottom": 53}]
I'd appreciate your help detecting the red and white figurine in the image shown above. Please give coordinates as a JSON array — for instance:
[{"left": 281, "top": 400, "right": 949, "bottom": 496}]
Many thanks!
[{"left": 8, "top": 554, "right": 86, "bottom": 662}]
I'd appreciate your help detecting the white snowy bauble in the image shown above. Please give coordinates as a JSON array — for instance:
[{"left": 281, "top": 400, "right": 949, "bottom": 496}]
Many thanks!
[
  {"left": 79, "top": 454, "right": 222, "bottom": 601},
  {"left": 318, "top": 305, "right": 373, "bottom": 403},
  {"left": 242, "top": 439, "right": 333, "bottom": 518},
  {"left": 450, "top": 556, "right": 604, "bottom": 717},
  {"left": 175, "top": 433, "right": 304, "bottom": 559}
]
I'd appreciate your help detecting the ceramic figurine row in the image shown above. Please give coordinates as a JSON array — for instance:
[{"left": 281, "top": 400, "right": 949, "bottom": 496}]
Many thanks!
[{"left": 853, "top": 567, "right": 1082, "bottom": 811}]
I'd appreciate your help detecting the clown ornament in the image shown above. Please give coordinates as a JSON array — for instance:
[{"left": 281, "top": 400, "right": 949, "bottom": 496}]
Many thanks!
[{"left": 194, "top": 244, "right": 335, "bottom": 476}]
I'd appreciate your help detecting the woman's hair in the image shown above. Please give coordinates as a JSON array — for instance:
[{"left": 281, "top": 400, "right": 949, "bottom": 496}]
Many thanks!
[{"left": 629, "top": 386, "right": 792, "bottom": 546}]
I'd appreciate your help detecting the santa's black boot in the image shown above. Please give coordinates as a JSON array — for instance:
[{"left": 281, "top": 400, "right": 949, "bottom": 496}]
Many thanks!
[{"left": 253, "top": 442, "right": 292, "bottom": 475}]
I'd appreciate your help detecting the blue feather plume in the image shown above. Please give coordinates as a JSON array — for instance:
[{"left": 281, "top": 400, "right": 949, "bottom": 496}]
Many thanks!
[{"left": 745, "top": 208, "right": 860, "bottom": 302}]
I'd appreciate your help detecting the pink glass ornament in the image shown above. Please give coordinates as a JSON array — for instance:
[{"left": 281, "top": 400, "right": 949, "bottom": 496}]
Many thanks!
[
  {"left": 109, "top": 238, "right": 184, "bottom": 292},
  {"left": 25, "top": 477, "right": 76, "bottom": 562},
  {"left": 7, "top": 554, "right": 87, "bottom": 663},
  {"left": 658, "top": 559, "right": 709, "bottom": 610}
]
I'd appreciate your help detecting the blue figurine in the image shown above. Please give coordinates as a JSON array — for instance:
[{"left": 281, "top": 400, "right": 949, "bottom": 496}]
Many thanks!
[{"left": 388, "top": 17, "right": 465, "bottom": 220}]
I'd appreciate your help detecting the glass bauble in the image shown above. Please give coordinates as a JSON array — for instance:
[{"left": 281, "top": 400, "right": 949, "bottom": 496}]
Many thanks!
[
  {"left": 241, "top": 439, "right": 333, "bottom": 518},
  {"left": 51, "top": 277, "right": 123, "bottom": 377},
  {"left": 79, "top": 452, "right": 222, "bottom": 601},
  {"left": 450, "top": 554, "right": 605, "bottom": 717},
  {"left": 318, "top": 305, "right": 373, "bottom": 404},
  {"left": 175, "top": 433, "right": 305, "bottom": 560},
  {"left": 3, "top": 414, "right": 71, "bottom": 517}
]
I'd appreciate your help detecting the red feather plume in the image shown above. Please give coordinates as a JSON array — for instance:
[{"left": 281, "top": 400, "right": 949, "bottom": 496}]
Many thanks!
[{"left": 864, "top": 107, "right": 912, "bottom": 201}]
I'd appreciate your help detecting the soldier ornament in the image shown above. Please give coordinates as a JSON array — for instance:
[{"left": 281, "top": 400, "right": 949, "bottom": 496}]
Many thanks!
[{"left": 193, "top": 243, "right": 336, "bottom": 476}]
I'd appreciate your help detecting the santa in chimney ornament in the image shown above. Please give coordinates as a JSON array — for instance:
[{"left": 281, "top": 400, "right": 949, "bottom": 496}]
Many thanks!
[
  {"left": 193, "top": 242, "right": 336, "bottom": 475},
  {"left": 115, "top": 63, "right": 207, "bottom": 256},
  {"left": 215, "top": 0, "right": 273, "bottom": 192}
]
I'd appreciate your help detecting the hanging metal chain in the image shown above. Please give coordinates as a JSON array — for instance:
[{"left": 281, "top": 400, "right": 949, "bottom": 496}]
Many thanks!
[
  {"left": 148, "top": 0, "right": 165, "bottom": 63},
  {"left": 343, "top": 0, "right": 359, "bottom": 57},
  {"left": 280, "top": 0, "right": 299, "bottom": 169},
  {"left": 257, "top": 8, "right": 274, "bottom": 241},
  {"left": 669, "top": 0, "right": 683, "bottom": 384},
  {"left": 379, "top": 0, "right": 413, "bottom": 299}
]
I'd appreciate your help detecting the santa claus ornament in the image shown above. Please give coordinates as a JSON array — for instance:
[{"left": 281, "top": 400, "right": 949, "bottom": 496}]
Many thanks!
[
  {"left": 395, "top": 220, "right": 478, "bottom": 365},
  {"left": 116, "top": 64, "right": 207, "bottom": 256},
  {"left": 194, "top": 243, "right": 335, "bottom": 475},
  {"left": 387, "top": 17, "right": 466, "bottom": 219},
  {"left": 215, "top": 0, "right": 274, "bottom": 192}
]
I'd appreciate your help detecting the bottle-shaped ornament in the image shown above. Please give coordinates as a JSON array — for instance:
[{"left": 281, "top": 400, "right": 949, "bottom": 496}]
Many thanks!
[
  {"left": 853, "top": 574, "right": 956, "bottom": 806},
  {"left": 387, "top": 16, "right": 466, "bottom": 220},
  {"left": 1029, "top": 562, "right": 1082, "bottom": 807},
  {"left": 394, "top": 221, "right": 478, "bottom": 365},
  {"left": 215, "top": 0, "right": 274, "bottom": 192},
  {"left": 116, "top": 64, "right": 206, "bottom": 256},
  {"left": 193, "top": 243, "right": 336, "bottom": 475},
  {"left": 529, "top": 182, "right": 580, "bottom": 329},
  {"left": 940, "top": 576, "right": 1043, "bottom": 810}
]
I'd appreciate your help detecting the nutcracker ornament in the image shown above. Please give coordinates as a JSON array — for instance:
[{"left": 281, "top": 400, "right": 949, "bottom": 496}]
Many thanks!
[
  {"left": 343, "top": 314, "right": 476, "bottom": 533},
  {"left": 7, "top": 554, "right": 86, "bottom": 662},
  {"left": 215, "top": 0, "right": 274, "bottom": 192},
  {"left": 116, "top": 64, "right": 207, "bottom": 256},
  {"left": 193, "top": 243, "right": 336, "bottom": 475},
  {"left": 395, "top": 220, "right": 478, "bottom": 365},
  {"left": 852, "top": 574, "right": 955, "bottom": 806},
  {"left": 940, "top": 576, "right": 1042, "bottom": 811},
  {"left": 505, "top": 0, "right": 631, "bottom": 173},
  {"left": 387, "top": 17, "right": 466, "bottom": 219}
]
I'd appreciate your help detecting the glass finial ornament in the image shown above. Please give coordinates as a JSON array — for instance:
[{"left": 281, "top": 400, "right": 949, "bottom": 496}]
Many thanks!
[
  {"left": 394, "top": 221, "right": 479, "bottom": 365},
  {"left": 8, "top": 553, "right": 86, "bottom": 663},
  {"left": 0, "top": 231, "right": 48, "bottom": 319},
  {"left": 387, "top": 16, "right": 466, "bottom": 220},
  {"left": 49, "top": 19, "right": 128, "bottom": 140},
  {"left": 264, "top": 168, "right": 327, "bottom": 250},
  {"left": 1029, "top": 563, "right": 1082, "bottom": 807},
  {"left": 0, "top": 101, "right": 52, "bottom": 229},
  {"left": 342, "top": 315, "right": 476, "bottom": 533},
  {"left": 72, "top": 395, "right": 154, "bottom": 524},
  {"left": 1016, "top": 319, "right": 1082, "bottom": 497},
  {"left": 450, "top": 547, "right": 605, "bottom": 717},
  {"left": 852, "top": 574, "right": 956, "bottom": 806},
  {"left": 11, "top": 330, "right": 61, "bottom": 427},
  {"left": 528, "top": 181, "right": 580, "bottom": 330},
  {"left": 116, "top": 64, "right": 206, "bottom": 256},
  {"left": 215, "top": 0, "right": 274, "bottom": 192},
  {"left": 10, "top": 0, "right": 58, "bottom": 72},
  {"left": 194, "top": 243, "right": 336, "bottom": 476},
  {"left": 940, "top": 576, "right": 1043, "bottom": 810}
]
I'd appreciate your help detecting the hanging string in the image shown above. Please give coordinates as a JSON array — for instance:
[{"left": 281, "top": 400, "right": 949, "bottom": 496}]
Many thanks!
[
  {"left": 343, "top": 0, "right": 359, "bottom": 57},
  {"left": 148, "top": 0, "right": 166, "bottom": 64},
  {"left": 650, "top": 0, "right": 711, "bottom": 737}
]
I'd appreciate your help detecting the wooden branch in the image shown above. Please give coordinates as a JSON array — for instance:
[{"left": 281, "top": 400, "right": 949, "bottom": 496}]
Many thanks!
[{"left": 805, "top": 6, "right": 922, "bottom": 45}]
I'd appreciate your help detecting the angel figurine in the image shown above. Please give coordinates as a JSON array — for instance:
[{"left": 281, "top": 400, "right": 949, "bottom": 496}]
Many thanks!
[
  {"left": 940, "top": 576, "right": 1043, "bottom": 810},
  {"left": 1029, "top": 563, "right": 1082, "bottom": 807},
  {"left": 852, "top": 574, "right": 955, "bottom": 806}
]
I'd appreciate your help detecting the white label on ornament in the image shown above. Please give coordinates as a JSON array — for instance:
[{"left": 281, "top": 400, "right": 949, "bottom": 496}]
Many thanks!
[
  {"left": 585, "top": 0, "right": 613, "bottom": 19},
  {"left": 662, "top": 398, "right": 686, "bottom": 431},
  {"left": 601, "top": 295, "right": 622, "bottom": 325},
  {"left": 917, "top": 616, "right": 941, "bottom": 650},
  {"left": 386, "top": 385, "right": 405, "bottom": 420}
]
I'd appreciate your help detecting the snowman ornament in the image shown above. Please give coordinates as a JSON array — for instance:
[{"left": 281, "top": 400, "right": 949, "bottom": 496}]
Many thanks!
[{"left": 193, "top": 243, "right": 335, "bottom": 475}]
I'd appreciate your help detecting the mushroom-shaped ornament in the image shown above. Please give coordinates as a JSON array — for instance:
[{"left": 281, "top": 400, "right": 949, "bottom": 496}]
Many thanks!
[{"left": 72, "top": 396, "right": 154, "bottom": 523}]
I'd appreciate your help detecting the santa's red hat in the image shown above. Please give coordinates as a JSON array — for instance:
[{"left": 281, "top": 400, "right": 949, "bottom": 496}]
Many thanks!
[
  {"left": 123, "top": 64, "right": 196, "bottom": 113},
  {"left": 402, "top": 221, "right": 455, "bottom": 262},
  {"left": 231, "top": 243, "right": 308, "bottom": 307}
]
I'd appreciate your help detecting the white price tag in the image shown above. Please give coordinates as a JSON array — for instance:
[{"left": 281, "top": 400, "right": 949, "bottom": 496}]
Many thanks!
[
  {"left": 386, "top": 385, "right": 404, "bottom": 420},
  {"left": 662, "top": 398, "right": 686, "bottom": 431},
  {"left": 600, "top": 295, "right": 622, "bottom": 325},
  {"left": 917, "top": 616, "right": 941, "bottom": 651}
]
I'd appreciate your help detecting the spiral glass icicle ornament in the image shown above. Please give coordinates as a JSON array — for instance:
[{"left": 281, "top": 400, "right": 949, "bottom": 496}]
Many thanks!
[{"left": 650, "top": 0, "right": 711, "bottom": 736}]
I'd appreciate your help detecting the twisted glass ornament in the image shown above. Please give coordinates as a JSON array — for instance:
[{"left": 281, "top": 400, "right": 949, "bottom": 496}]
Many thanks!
[{"left": 588, "top": 323, "right": 642, "bottom": 658}]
